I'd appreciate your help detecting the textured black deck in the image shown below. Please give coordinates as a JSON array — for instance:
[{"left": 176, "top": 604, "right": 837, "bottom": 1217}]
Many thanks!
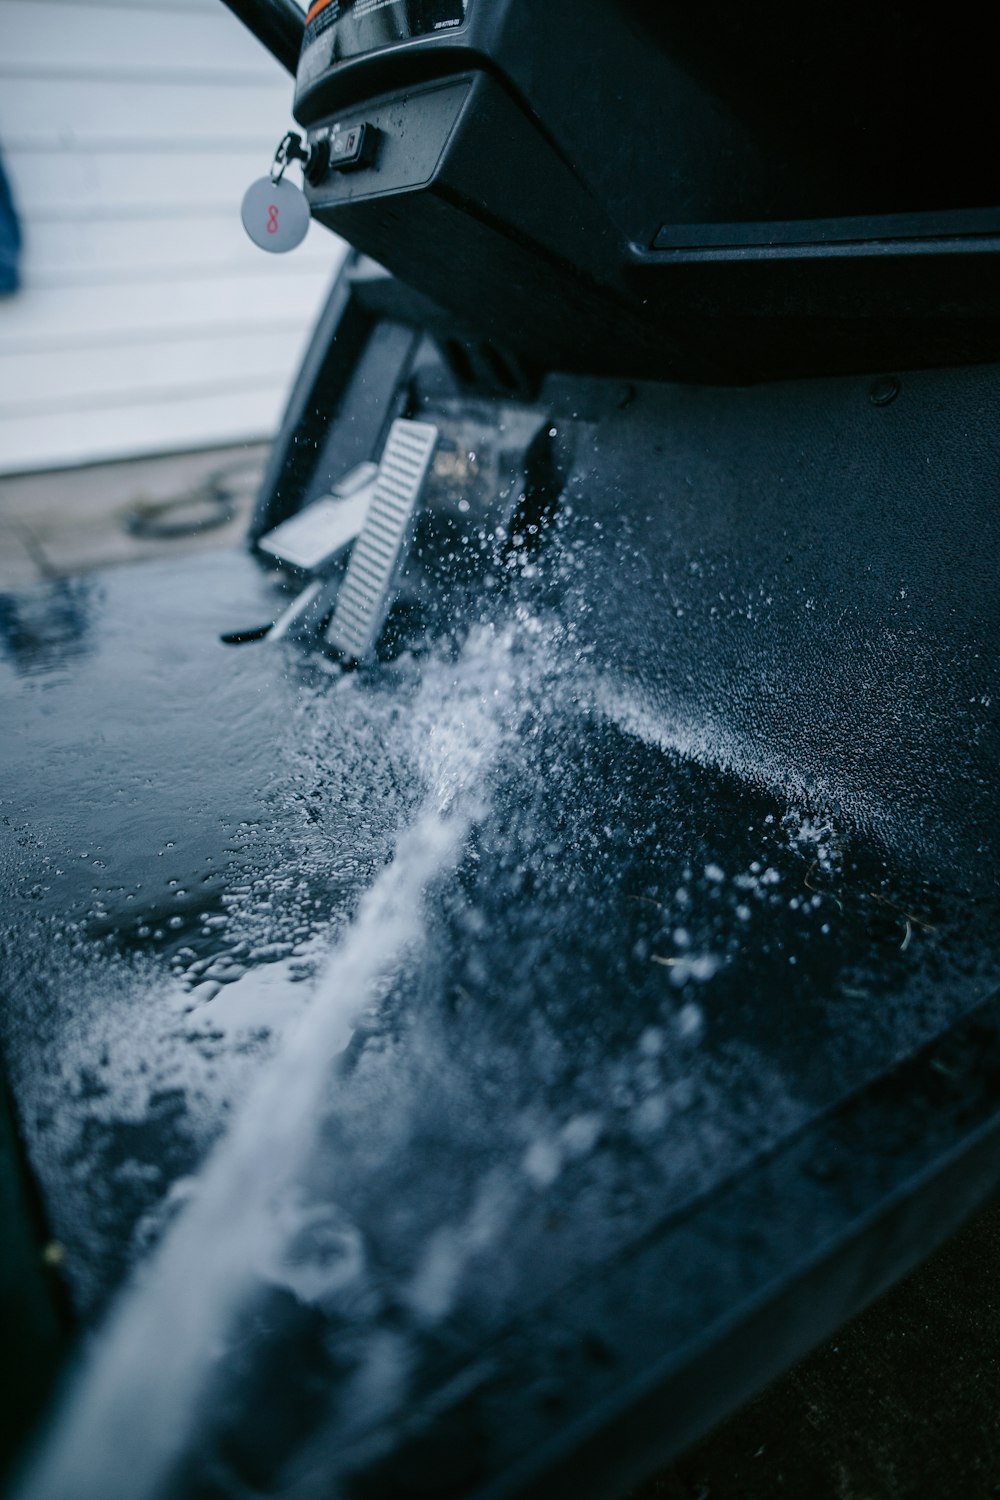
[{"left": 2, "top": 362, "right": 999, "bottom": 1500}]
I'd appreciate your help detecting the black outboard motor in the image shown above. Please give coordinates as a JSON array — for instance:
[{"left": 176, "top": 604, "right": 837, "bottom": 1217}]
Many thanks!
[{"left": 287, "top": 0, "right": 1000, "bottom": 380}]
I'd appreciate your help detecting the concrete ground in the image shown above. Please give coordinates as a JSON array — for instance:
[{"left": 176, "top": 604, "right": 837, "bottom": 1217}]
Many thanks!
[
  {"left": 2, "top": 450, "right": 999, "bottom": 1498},
  {"left": 0, "top": 444, "right": 267, "bottom": 589}
]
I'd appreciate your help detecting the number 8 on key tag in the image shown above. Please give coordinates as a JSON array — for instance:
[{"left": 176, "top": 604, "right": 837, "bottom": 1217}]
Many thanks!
[{"left": 242, "top": 175, "right": 311, "bottom": 253}]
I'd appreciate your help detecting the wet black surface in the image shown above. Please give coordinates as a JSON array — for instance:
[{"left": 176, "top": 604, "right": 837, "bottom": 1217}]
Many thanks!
[
  {"left": 547, "top": 363, "right": 1000, "bottom": 892},
  {"left": 1, "top": 545, "right": 989, "bottom": 1321},
  {"left": 2, "top": 366, "right": 999, "bottom": 1500},
  {"left": 628, "top": 1199, "right": 1000, "bottom": 1500}
]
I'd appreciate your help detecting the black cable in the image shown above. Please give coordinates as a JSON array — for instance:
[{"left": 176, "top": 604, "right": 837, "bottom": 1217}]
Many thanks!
[{"left": 218, "top": 0, "right": 305, "bottom": 76}]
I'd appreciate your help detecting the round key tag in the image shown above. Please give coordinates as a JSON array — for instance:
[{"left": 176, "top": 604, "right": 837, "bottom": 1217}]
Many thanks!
[{"left": 241, "top": 176, "right": 310, "bottom": 253}]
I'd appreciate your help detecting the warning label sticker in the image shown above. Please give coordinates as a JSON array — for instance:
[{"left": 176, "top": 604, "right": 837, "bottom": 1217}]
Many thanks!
[{"left": 302, "top": 0, "right": 469, "bottom": 60}]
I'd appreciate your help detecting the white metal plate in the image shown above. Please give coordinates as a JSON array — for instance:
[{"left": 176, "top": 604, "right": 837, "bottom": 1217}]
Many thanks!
[
  {"left": 327, "top": 419, "right": 439, "bottom": 660},
  {"left": 257, "top": 482, "right": 376, "bottom": 572}
]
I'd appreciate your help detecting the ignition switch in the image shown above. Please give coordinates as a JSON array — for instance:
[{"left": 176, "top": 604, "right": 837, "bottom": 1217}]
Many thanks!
[{"left": 304, "top": 135, "right": 330, "bottom": 184}]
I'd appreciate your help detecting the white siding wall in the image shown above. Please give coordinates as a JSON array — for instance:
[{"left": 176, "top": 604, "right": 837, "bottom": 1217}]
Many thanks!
[{"left": 0, "top": 0, "right": 345, "bottom": 473}]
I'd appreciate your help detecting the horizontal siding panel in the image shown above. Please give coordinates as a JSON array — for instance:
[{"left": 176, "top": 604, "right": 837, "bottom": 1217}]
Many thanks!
[
  {"left": 0, "top": 0, "right": 329, "bottom": 473},
  {"left": 19, "top": 213, "right": 340, "bottom": 286},
  {"left": 29, "top": 0, "right": 260, "bottom": 13},
  {"left": 0, "top": 2, "right": 279, "bottom": 79},
  {"left": 0, "top": 267, "right": 333, "bottom": 352},
  {"left": 6, "top": 146, "right": 297, "bottom": 218},
  {"left": 0, "top": 326, "right": 313, "bottom": 413},
  {"left": 0, "top": 384, "right": 293, "bottom": 472},
  {"left": 0, "top": 75, "right": 297, "bottom": 151}
]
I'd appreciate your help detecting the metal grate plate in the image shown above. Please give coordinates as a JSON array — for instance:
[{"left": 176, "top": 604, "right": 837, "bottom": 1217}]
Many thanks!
[{"left": 326, "top": 419, "right": 439, "bottom": 660}]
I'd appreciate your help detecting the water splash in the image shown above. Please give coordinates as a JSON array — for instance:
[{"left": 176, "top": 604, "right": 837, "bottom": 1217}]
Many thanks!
[{"left": 15, "top": 622, "right": 526, "bottom": 1500}]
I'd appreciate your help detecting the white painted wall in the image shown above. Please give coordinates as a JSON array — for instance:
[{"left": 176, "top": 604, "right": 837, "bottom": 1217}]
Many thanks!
[{"left": 0, "top": 0, "right": 345, "bottom": 473}]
